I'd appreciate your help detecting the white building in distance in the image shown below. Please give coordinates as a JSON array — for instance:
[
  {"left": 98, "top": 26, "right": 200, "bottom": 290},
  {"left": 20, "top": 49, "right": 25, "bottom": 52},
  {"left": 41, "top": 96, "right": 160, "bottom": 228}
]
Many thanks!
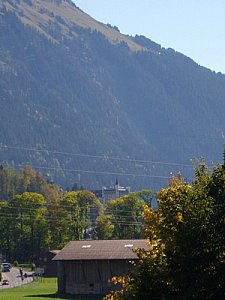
[{"left": 93, "top": 179, "right": 131, "bottom": 205}]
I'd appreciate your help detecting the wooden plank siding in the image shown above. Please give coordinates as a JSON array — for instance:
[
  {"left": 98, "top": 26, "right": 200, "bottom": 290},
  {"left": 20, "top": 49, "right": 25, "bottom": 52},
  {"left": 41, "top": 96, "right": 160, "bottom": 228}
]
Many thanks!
[
  {"left": 59, "top": 259, "right": 132, "bottom": 294},
  {"left": 54, "top": 240, "right": 148, "bottom": 295}
]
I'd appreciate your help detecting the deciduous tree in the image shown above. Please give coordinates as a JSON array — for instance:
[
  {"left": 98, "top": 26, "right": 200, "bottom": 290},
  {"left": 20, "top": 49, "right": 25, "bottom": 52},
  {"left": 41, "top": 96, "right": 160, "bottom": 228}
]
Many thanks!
[{"left": 105, "top": 162, "right": 225, "bottom": 299}]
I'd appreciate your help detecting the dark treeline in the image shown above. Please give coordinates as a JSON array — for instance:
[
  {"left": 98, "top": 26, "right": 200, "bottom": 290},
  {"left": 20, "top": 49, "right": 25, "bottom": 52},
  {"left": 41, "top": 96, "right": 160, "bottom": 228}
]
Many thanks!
[{"left": 0, "top": 166, "right": 152, "bottom": 263}]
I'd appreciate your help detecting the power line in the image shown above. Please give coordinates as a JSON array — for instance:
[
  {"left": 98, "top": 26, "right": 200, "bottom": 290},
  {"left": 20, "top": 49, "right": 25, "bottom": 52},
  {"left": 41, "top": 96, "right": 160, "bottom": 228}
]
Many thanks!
[
  {"left": 0, "top": 199, "right": 147, "bottom": 215},
  {"left": 0, "top": 212, "right": 145, "bottom": 226},
  {"left": 0, "top": 212, "right": 143, "bottom": 223},
  {"left": 1, "top": 143, "right": 193, "bottom": 168},
  {"left": 0, "top": 143, "right": 195, "bottom": 185},
  {"left": 0, "top": 197, "right": 149, "bottom": 220},
  {"left": 4, "top": 163, "right": 176, "bottom": 180},
  {"left": 0, "top": 205, "right": 145, "bottom": 217},
  {"left": 15, "top": 163, "right": 194, "bottom": 180}
]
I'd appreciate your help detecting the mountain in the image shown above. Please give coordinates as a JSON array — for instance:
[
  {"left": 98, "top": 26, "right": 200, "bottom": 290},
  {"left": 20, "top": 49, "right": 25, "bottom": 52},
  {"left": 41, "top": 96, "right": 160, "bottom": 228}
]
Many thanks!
[{"left": 0, "top": 0, "right": 225, "bottom": 191}]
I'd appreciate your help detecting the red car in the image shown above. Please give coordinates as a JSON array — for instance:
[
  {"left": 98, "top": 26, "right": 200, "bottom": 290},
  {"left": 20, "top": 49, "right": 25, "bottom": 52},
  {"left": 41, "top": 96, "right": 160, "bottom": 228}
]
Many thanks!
[{"left": 2, "top": 279, "right": 9, "bottom": 285}]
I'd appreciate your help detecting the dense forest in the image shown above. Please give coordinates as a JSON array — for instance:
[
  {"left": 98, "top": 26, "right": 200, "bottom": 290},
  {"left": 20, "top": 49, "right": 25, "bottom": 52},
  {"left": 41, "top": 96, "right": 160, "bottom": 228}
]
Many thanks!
[
  {"left": 1, "top": 0, "right": 225, "bottom": 191},
  {"left": 0, "top": 165, "right": 152, "bottom": 262}
]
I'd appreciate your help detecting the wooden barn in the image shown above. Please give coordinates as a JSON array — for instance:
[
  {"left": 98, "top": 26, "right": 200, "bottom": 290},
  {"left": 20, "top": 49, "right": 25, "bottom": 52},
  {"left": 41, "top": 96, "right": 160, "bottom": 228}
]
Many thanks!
[
  {"left": 53, "top": 239, "right": 148, "bottom": 295},
  {"left": 37, "top": 250, "right": 60, "bottom": 277}
]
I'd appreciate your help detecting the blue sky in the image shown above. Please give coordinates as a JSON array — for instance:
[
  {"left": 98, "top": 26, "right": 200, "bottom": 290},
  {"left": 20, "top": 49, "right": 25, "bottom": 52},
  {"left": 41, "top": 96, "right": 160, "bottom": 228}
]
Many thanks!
[{"left": 74, "top": 0, "right": 225, "bottom": 74}]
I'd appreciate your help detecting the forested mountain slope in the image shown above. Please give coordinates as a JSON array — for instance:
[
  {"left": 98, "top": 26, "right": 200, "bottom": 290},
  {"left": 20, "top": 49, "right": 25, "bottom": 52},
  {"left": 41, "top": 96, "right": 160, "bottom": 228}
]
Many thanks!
[{"left": 0, "top": 0, "right": 225, "bottom": 190}]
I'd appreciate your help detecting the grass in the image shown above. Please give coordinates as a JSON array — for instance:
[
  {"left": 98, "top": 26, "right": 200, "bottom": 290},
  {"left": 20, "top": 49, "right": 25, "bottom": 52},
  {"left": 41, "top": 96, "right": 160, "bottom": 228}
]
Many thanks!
[
  {"left": 17, "top": 263, "right": 34, "bottom": 272},
  {"left": 0, "top": 278, "right": 103, "bottom": 300}
]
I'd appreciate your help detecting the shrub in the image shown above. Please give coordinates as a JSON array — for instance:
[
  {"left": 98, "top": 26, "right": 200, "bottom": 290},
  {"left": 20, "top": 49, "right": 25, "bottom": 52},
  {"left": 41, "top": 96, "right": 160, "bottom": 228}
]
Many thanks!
[
  {"left": 31, "top": 263, "right": 36, "bottom": 271},
  {"left": 13, "top": 260, "right": 19, "bottom": 267}
]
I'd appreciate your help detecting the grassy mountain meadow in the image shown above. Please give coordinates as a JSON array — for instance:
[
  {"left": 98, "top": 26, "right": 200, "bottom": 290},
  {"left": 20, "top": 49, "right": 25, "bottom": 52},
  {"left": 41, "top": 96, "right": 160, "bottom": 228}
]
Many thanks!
[{"left": 0, "top": 0, "right": 225, "bottom": 190}]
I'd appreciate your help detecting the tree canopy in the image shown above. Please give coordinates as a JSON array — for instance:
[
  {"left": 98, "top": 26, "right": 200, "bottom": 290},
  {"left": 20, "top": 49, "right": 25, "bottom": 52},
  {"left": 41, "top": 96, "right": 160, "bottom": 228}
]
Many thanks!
[
  {"left": 0, "top": 165, "right": 150, "bottom": 262},
  {"left": 105, "top": 161, "right": 225, "bottom": 300}
]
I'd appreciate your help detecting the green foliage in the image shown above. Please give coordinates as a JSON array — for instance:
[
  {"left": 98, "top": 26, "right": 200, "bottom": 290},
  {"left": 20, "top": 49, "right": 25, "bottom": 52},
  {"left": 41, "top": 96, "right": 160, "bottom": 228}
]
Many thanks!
[
  {"left": 98, "top": 193, "right": 145, "bottom": 239},
  {"left": 0, "top": 166, "right": 60, "bottom": 202},
  {"left": 94, "top": 214, "right": 114, "bottom": 239},
  {"left": 0, "top": 166, "right": 105, "bottom": 262},
  {"left": 13, "top": 260, "right": 19, "bottom": 267},
  {"left": 60, "top": 190, "right": 103, "bottom": 241},
  {"left": 31, "top": 263, "right": 36, "bottom": 271},
  {"left": 134, "top": 189, "right": 156, "bottom": 207},
  {"left": 105, "top": 162, "right": 225, "bottom": 300},
  {"left": 93, "top": 190, "right": 154, "bottom": 240},
  {"left": 0, "top": 192, "right": 50, "bottom": 262}
]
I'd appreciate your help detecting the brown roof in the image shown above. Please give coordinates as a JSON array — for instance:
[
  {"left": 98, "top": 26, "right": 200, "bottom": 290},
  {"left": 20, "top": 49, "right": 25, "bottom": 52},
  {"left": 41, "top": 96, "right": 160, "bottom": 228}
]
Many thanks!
[{"left": 53, "top": 239, "right": 148, "bottom": 261}]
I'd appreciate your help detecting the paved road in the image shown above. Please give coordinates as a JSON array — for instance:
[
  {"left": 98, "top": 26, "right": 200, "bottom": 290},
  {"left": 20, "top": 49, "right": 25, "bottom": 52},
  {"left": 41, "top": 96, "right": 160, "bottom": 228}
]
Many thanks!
[{"left": 1, "top": 267, "right": 33, "bottom": 289}]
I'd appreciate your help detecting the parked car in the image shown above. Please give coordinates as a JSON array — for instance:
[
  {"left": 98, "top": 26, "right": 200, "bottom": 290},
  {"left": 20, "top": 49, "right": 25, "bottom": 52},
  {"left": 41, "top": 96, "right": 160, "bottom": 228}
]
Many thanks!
[
  {"left": 2, "top": 279, "right": 9, "bottom": 285},
  {"left": 2, "top": 262, "right": 10, "bottom": 272}
]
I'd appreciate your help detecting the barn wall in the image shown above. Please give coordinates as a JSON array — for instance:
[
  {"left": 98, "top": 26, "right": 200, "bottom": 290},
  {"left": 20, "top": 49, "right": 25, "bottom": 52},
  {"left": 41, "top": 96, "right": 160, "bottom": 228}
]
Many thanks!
[
  {"left": 37, "top": 252, "right": 58, "bottom": 277},
  {"left": 64, "top": 259, "right": 133, "bottom": 295},
  {"left": 57, "top": 261, "right": 66, "bottom": 294}
]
